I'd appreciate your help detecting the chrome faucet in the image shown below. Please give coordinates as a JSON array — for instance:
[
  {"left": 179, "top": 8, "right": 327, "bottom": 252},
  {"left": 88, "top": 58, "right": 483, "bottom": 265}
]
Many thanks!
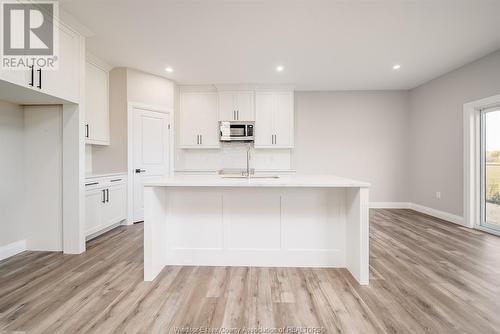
[{"left": 244, "top": 144, "right": 252, "bottom": 178}]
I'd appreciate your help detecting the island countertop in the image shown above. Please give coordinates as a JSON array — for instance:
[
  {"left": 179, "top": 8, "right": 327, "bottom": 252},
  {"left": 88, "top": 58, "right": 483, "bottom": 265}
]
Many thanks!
[{"left": 143, "top": 174, "right": 370, "bottom": 188}]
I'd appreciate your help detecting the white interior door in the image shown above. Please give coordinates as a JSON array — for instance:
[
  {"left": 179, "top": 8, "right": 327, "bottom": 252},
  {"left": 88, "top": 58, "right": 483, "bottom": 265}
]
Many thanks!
[{"left": 132, "top": 107, "right": 170, "bottom": 222}]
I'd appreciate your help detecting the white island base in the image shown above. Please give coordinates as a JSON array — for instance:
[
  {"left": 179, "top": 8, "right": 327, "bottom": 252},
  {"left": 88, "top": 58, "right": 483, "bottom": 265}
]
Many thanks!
[{"left": 144, "top": 175, "right": 370, "bottom": 285}]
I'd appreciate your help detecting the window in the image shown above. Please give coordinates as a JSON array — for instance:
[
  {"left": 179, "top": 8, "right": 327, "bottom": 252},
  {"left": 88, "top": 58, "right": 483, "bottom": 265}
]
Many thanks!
[{"left": 481, "top": 107, "right": 500, "bottom": 231}]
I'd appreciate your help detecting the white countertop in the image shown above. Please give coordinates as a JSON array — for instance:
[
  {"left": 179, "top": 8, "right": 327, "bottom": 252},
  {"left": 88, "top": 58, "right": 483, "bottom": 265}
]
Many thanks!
[
  {"left": 85, "top": 172, "right": 127, "bottom": 179},
  {"left": 144, "top": 174, "right": 370, "bottom": 188}
]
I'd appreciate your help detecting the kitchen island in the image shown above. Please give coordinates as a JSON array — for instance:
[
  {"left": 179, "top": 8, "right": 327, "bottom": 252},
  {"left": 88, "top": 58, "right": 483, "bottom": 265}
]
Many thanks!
[{"left": 143, "top": 174, "right": 370, "bottom": 284}]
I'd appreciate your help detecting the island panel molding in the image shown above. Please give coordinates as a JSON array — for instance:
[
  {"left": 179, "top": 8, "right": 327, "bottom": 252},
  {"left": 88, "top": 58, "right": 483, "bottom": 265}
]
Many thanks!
[{"left": 144, "top": 175, "right": 370, "bottom": 285}]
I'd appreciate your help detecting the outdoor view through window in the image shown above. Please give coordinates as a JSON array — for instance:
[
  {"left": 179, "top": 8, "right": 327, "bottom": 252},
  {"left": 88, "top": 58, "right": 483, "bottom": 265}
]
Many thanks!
[{"left": 485, "top": 108, "right": 500, "bottom": 228}]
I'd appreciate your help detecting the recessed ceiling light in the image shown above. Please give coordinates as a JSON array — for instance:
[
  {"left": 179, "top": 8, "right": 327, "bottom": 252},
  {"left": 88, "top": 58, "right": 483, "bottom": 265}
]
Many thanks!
[
  {"left": 276, "top": 65, "right": 284, "bottom": 72},
  {"left": 165, "top": 67, "right": 173, "bottom": 73},
  {"left": 392, "top": 64, "right": 401, "bottom": 70}
]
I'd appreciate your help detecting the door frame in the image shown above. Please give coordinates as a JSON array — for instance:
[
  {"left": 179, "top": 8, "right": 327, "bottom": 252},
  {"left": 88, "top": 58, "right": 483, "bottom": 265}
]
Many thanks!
[
  {"left": 127, "top": 102, "right": 174, "bottom": 224},
  {"left": 463, "top": 94, "right": 500, "bottom": 235}
]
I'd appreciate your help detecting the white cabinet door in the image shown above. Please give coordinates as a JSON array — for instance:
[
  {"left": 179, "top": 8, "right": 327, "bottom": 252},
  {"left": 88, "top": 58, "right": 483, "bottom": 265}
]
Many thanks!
[
  {"left": 103, "top": 184, "right": 127, "bottom": 227},
  {"left": 273, "top": 92, "right": 294, "bottom": 148},
  {"left": 235, "top": 92, "right": 254, "bottom": 121},
  {"left": 0, "top": 67, "right": 30, "bottom": 88},
  {"left": 218, "top": 92, "right": 236, "bottom": 121},
  {"left": 255, "top": 91, "right": 294, "bottom": 149},
  {"left": 218, "top": 92, "right": 254, "bottom": 121},
  {"left": 85, "top": 188, "right": 104, "bottom": 236},
  {"left": 199, "top": 94, "right": 220, "bottom": 147},
  {"left": 180, "top": 92, "right": 219, "bottom": 148},
  {"left": 41, "top": 24, "right": 80, "bottom": 103},
  {"left": 85, "top": 61, "right": 109, "bottom": 145},
  {"left": 254, "top": 92, "right": 275, "bottom": 147}
]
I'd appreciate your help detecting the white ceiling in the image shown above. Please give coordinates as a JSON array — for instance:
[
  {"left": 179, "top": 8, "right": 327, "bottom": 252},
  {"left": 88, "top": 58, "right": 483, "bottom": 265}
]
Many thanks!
[{"left": 60, "top": 0, "right": 500, "bottom": 90}]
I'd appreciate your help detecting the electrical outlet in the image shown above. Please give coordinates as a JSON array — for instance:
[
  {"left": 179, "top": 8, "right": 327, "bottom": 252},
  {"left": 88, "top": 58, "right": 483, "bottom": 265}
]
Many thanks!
[{"left": 436, "top": 191, "right": 441, "bottom": 199}]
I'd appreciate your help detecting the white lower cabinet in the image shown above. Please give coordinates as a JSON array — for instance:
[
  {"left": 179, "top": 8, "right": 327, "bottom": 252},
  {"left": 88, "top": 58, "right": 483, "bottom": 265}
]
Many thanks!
[
  {"left": 102, "top": 184, "right": 127, "bottom": 226},
  {"left": 85, "top": 175, "right": 127, "bottom": 238}
]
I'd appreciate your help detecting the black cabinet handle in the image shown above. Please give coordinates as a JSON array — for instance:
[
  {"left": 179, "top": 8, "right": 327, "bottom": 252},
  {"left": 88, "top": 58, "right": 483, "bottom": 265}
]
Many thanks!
[
  {"left": 37, "top": 68, "right": 42, "bottom": 89},
  {"left": 102, "top": 189, "right": 106, "bottom": 203},
  {"left": 135, "top": 169, "right": 146, "bottom": 173},
  {"left": 29, "top": 65, "right": 34, "bottom": 86},
  {"left": 85, "top": 182, "right": 98, "bottom": 186},
  {"left": 85, "top": 124, "right": 89, "bottom": 138},
  {"left": 110, "top": 178, "right": 122, "bottom": 182},
  {"left": 106, "top": 189, "right": 109, "bottom": 202}
]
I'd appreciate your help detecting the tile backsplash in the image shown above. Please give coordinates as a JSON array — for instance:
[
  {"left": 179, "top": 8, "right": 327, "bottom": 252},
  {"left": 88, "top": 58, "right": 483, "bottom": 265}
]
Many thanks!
[{"left": 176, "top": 143, "right": 291, "bottom": 171}]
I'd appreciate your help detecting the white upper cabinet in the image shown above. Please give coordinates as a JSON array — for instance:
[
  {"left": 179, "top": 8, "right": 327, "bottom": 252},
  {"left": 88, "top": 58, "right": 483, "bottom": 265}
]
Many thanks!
[
  {"left": 180, "top": 92, "right": 220, "bottom": 149},
  {"left": 85, "top": 54, "right": 111, "bottom": 145},
  {"left": 0, "top": 65, "right": 30, "bottom": 88},
  {"left": 218, "top": 91, "right": 254, "bottom": 121},
  {"left": 0, "top": 22, "right": 82, "bottom": 104},
  {"left": 255, "top": 91, "right": 294, "bottom": 148},
  {"left": 42, "top": 24, "right": 80, "bottom": 103}
]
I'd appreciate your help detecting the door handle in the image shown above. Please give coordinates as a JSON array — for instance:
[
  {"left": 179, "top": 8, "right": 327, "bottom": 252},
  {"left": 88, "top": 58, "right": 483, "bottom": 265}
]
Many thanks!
[
  {"left": 85, "top": 124, "right": 89, "bottom": 138},
  {"left": 106, "top": 189, "right": 109, "bottom": 203},
  {"left": 135, "top": 169, "right": 146, "bottom": 173},
  {"left": 102, "top": 189, "right": 106, "bottom": 203},
  {"left": 37, "top": 68, "right": 42, "bottom": 89},
  {"left": 29, "top": 65, "right": 34, "bottom": 86}
]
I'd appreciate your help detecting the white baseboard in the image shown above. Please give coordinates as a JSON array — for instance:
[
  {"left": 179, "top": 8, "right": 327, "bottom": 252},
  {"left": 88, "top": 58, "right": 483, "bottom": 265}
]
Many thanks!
[
  {"left": 369, "top": 202, "right": 466, "bottom": 227},
  {"left": 369, "top": 202, "right": 411, "bottom": 209},
  {"left": 0, "top": 240, "right": 27, "bottom": 261},
  {"left": 409, "top": 203, "right": 466, "bottom": 227}
]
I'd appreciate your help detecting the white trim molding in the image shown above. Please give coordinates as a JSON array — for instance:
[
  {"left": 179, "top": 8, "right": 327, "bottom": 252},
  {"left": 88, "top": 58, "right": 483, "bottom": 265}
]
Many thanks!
[
  {"left": 409, "top": 203, "right": 465, "bottom": 227},
  {"left": 369, "top": 202, "right": 411, "bottom": 209},
  {"left": 0, "top": 240, "right": 26, "bottom": 261},
  {"left": 368, "top": 202, "right": 466, "bottom": 227},
  {"left": 463, "top": 94, "right": 500, "bottom": 230}
]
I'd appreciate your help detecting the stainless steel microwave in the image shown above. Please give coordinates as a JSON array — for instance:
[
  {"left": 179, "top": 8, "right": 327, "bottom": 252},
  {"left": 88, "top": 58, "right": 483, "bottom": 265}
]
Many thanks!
[{"left": 219, "top": 121, "right": 254, "bottom": 142}]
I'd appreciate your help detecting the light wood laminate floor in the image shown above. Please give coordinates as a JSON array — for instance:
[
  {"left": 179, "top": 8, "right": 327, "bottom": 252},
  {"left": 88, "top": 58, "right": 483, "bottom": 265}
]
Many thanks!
[{"left": 1, "top": 209, "right": 500, "bottom": 333}]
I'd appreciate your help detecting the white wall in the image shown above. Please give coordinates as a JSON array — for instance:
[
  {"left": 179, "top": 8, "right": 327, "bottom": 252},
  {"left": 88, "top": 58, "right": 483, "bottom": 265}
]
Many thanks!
[
  {"left": 292, "top": 91, "right": 410, "bottom": 203},
  {"left": 0, "top": 102, "right": 63, "bottom": 252},
  {"left": 85, "top": 144, "right": 93, "bottom": 174},
  {"left": 24, "top": 105, "right": 63, "bottom": 251},
  {"left": 127, "top": 68, "right": 174, "bottom": 110},
  {"left": 409, "top": 49, "right": 500, "bottom": 216},
  {"left": 0, "top": 101, "right": 25, "bottom": 248}
]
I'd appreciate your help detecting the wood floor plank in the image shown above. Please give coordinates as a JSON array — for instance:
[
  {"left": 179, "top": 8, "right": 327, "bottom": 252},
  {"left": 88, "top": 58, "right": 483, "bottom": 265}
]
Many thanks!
[{"left": 1, "top": 209, "right": 500, "bottom": 333}]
